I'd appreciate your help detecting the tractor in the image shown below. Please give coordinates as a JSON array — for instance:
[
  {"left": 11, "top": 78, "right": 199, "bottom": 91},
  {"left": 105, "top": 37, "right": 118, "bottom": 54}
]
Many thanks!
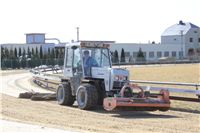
[{"left": 56, "top": 41, "right": 170, "bottom": 111}]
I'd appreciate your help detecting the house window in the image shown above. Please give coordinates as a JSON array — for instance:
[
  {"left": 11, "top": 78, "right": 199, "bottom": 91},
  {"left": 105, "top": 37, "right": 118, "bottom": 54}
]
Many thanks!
[
  {"left": 125, "top": 52, "right": 130, "bottom": 57},
  {"left": 143, "top": 52, "right": 146, "bottom": 58},
  {"left": 179, "top": 51, "right": 183, "bottom": 57},
  {"left": 149, "top": 52, "right": 154, "bottom": 58},
  {"left": 133, "top": 52, "right": 138, "bottom": 57},
  {"left": 157, "top": 51, "right": 162, "bottom": 58},
  {"left": 164, "top": 51, "right": 169, "bottom": 57},
  {"left": 198, "top": 38, "right": 200, "bottom": 43},
  {"left": 189, "top": 38, "right": 193, "bottom": 42},
  {"left": 172, "top": 51, "right": 176, "bottom": 57}
]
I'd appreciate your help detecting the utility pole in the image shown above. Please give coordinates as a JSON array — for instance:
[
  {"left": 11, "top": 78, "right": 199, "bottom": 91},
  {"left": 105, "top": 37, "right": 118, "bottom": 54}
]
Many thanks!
[
  {"left": 180, "top": 30, "right": 184, "bottom": 60},
  {"left": 76, "top": 27, "right": 79, "bottom": 42}
]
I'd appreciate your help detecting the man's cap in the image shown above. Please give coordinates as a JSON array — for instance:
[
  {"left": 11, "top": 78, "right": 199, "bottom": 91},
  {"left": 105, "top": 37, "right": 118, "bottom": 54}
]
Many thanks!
[{"left": 84, "top": 50, "right": 89, "bottom": 54}]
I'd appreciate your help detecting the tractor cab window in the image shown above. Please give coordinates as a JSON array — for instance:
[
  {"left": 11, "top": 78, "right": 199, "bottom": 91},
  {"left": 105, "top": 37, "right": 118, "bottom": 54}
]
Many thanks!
[
  {"left": 65, "top": 48, "right": 73, "bottom": 68},
  {"left": 64, "top": 47, "right": 83, "bottom": 77},
  {"left": 73, "top": 48, "right": 82, "bottom": 75},
  {"left": 82, "top": 48, "right": 111, "bottom": 76}
]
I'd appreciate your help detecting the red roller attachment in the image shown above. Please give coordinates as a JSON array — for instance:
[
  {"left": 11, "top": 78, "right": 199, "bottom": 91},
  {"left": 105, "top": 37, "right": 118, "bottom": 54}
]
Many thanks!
[{"left": 103, "top": 83, "right": 170, "bottom": 111}]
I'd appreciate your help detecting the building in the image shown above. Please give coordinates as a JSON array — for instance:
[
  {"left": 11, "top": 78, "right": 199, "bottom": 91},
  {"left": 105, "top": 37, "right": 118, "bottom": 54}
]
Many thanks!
[
  {"left": 110, "top": 43, "right": 182, "bottom": 62},
  {"left": 1, "top": 21, "right": 200, "bottom": 63},
  {"left": 1, "top": 33, "right": 60, "bottom": 58},
  {"left": 110, "top": 20, "right": 200, "bottom": 62},
  {"left": 161, "top": 20, "right": 200, "bottom": 57}
]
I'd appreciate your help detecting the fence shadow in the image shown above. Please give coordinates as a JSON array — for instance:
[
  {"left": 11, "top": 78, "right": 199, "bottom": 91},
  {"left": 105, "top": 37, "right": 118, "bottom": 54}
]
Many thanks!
[{"left": 170, "top": 107, "right": 200, "bottom": 114}]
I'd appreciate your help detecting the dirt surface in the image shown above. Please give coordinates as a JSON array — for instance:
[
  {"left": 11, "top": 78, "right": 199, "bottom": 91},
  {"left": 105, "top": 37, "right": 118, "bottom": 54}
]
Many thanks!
[
  {"left": 1, "top": 94, "right": 200, "bottom": 133},
  {"left": 0, "top": 69, "right": 200, "bottom": 133}
]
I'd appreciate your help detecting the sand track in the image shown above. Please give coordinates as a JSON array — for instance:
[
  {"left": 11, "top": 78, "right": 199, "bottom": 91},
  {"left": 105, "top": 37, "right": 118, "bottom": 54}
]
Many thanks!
[{"left": 0, "top": 70, "right": 200, "bottom": 133}]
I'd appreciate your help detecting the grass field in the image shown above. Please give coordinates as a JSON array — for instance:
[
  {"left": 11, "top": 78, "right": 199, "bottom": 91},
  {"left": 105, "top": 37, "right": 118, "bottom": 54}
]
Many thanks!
[
  {"left": 126, "top": 63, "right": 200, "bottom": 113},
  {"left": 128, "top": 63, "right": 199, "bottom": 83}
]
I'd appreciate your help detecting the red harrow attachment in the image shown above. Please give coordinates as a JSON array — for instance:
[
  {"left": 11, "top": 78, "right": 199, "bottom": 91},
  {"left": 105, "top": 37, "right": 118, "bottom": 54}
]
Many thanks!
[{"left": 103, "top": 84, "right": 170, "bottom": 111}]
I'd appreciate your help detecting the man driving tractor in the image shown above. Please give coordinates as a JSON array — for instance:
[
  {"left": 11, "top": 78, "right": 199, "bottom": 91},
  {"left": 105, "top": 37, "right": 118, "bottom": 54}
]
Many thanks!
[{"left": 83, "top": 50, "right": 98, "bottom": 76}]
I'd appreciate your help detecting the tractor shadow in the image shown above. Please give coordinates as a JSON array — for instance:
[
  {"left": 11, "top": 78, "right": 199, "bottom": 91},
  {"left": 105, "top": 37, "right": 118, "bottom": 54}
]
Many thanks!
[
  {"left": 109, "top": 111, "right": 179, "bottom": 119},
  {"left": 90, "top": 106, "right": 179, "bottom": 119}
]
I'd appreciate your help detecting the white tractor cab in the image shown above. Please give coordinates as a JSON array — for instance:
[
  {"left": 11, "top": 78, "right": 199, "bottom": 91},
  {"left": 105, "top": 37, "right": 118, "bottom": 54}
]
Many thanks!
[
  {"left": 56, "top": 41, "right": 170, "bottom": 111},
  {"left": 57, "top": 41, "right": 129, "bottom": 109}
]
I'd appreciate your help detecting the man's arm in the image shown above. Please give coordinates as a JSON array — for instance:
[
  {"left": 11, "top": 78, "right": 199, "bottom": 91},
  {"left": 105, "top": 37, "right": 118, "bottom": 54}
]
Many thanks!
[{"left": 90, "top": 58, "right": 98, "bottom": 67}]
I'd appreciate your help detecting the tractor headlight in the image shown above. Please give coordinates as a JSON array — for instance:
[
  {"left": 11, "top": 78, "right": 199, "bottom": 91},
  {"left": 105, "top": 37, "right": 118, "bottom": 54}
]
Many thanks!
[
  {"left": 115, "top": 75, "right": 127, "bottom": 81},
  {"left": 122, "top": 76, "right": 127, "bottom": 81},
  {"left": 115, "top": 75, "right": 119, "bottom": 81}
]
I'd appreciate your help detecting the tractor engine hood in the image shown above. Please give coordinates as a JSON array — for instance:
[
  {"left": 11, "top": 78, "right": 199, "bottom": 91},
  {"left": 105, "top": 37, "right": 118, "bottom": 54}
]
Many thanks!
[{"left": 111, "top": 68, "right": 129, "bottom": 81}]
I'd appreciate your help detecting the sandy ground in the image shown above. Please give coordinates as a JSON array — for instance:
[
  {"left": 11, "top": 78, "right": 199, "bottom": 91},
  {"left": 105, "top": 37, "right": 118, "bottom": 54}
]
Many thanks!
[
  {"left": 0, "top": 70, "right": 53, "bottom": 97},
  {"left": 0, "top": 69, "right": 200, "bottom": 133},
  {"left": 0, "top": 119, "right": 77, "bottom": 133}
]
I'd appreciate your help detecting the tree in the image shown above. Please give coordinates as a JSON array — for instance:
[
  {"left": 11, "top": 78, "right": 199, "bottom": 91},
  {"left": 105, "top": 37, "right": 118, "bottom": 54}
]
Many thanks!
[
  {"left": 21, "top": 48, "right": 26, "bottom": 68},
  {"left": 1, "top": 46, "right": 5, "bottom": 60},
  {"left": 48, "top": 48, "right": 51, "bottom": 56},
  {"left": 51, "top": 48, "right": 55, "bottom": 59},
  {"left": 9, "top": 48, "right": 14, "bottom": 68},
  {"left": 55, "top": 48, "right": 59, "bottom": 58},
  {"left": 120, "top": 48, "right": 125, "bottom": 63},
  {"left": 1, "top": 46, "right": 6, "bottom": 69},
  {"left": 3, "top": 48, "right": 10, "bottom": 68},
  {"left": 136, "top": 48, "right": 145, "bottom": 62},
  {"left": 35, "top": 47, "right": 38, "bottom": 55},
  {"left": 40, "top": 46, "right": 43, "bottom": 59},
  {"left": 50, "top": 48, "right": 55, "bottom": 65},
  {"left": 13, "top": 47, "right": 20, "bottom": 69},
  {"left": 14, "top": 47, "right": 18, "bottom": 58},
  {"left": 28, "top": 47, "right": 31, "bottom": 58},
  {"left": 9, "top": 48, "right": 14, "bottom": 59},
  {"left": 18, "top": 47, "right": 22, "bottom": 57},
  {"left": 46, "top": 48, "right": 51, "bottom": 65},
  {"left": 113, "top": 50, "right": 119, "bottom": 63},
  {"left": 31, "top": 53, "right": 40, "bottom": 68},
  {"left": 22, "top": 48, "right": 26, "bottom": 57},
  {"left": 21, "top": 57, "right": 26, "bottom": 68},
  {"left": 31, "top": 48, "right": 35, "bottom": 56},
  {"left": 5, "top": 47, "right": 9, "bottom": 59}
]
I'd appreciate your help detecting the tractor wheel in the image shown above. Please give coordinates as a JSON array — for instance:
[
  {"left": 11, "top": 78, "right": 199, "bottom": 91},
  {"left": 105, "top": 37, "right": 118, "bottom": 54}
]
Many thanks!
[
  {"left": 56, "top": 83, "right": 75, "bottom": 106},
  {"left": 76, "top": 84, "right": 98, "bottom": 110}
]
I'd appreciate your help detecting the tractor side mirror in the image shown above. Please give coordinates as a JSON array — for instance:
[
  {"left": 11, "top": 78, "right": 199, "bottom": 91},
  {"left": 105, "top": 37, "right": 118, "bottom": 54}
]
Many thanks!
[{"left": 71, "top": 45, "right": 77, "bottom": 50}]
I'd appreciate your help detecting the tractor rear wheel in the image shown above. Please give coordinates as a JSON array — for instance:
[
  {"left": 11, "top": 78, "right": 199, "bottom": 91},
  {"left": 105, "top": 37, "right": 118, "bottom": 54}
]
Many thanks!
[
  {"left": 56, "top": 83, "right": 75, "bottom": 106},
  {"left": 76, "top": 84, "right": 98, "bottom": 110}
]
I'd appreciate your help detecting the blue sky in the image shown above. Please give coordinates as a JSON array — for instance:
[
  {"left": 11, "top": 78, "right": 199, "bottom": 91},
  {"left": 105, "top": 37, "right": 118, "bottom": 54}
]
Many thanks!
[{"left": 0, "top": 0, "right": 199, "bottom": 43}]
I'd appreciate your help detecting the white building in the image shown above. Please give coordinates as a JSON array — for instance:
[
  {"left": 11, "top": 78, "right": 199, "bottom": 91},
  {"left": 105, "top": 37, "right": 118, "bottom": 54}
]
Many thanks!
[
  {"left": 1, "top": 21, "right": 200, "bottom": 62},
  {"left": 110, "top": 43, "right": 181, "bottom": 62},
  {"left": 161, "top": 20, "right": 200, "bottom": 57},
  {"left": 110, "top": 20, "right": 200, "bottom": 62},
  {"left": 1, "top": 33, "right": 57, "bottom": 57}
]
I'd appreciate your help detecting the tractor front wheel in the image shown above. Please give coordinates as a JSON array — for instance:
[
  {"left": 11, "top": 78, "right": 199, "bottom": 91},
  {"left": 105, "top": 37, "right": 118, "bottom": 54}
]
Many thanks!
[
  {"left": 76, "top": 84, "right": 98, "bottom": 110},
  {"left": 56, "top": 83, "right": 75, "bottom": 106}
]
